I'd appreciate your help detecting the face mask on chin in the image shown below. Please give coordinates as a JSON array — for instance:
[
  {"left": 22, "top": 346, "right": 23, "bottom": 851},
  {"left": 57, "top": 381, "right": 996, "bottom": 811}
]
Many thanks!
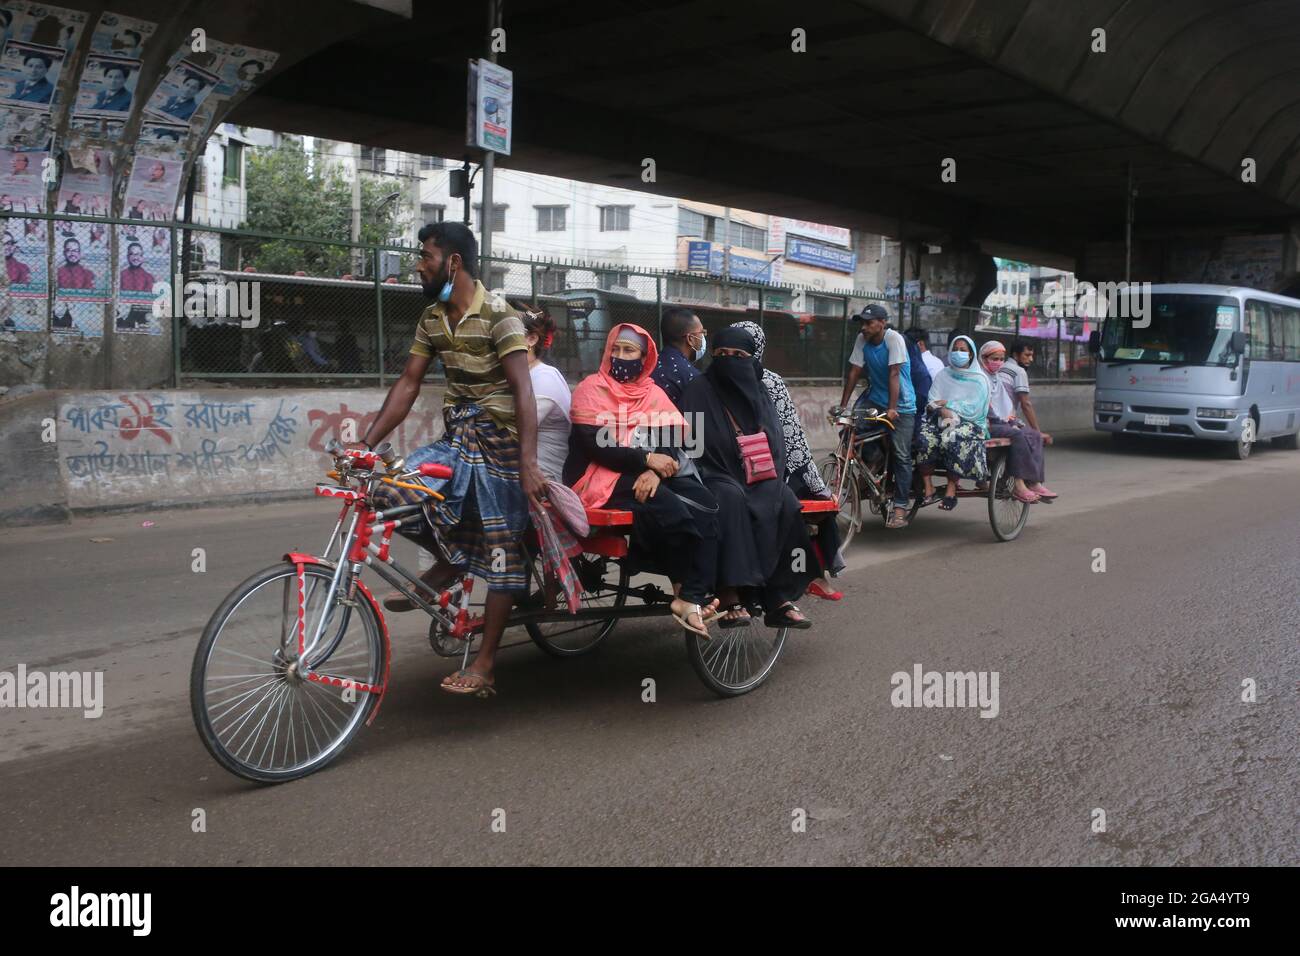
[{"left": 424, "top": 256, "right": 457, "bottom": 302}]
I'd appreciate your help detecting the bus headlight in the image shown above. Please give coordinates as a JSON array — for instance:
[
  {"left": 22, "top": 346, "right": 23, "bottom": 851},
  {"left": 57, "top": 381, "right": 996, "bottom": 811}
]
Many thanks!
[
  {"left": 1196, "top": 407, "right": 1236, "bottom": 419},
  {"left": 1095, "top": 401, "right": 1122, "bottom": 413}
]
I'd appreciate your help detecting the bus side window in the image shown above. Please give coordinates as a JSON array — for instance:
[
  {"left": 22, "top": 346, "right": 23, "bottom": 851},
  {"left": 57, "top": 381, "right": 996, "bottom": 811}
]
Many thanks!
[
  {"left": 1283, "top": 307, "right": 1300, "bottom": 362},
  {"left": 1268, "top": 305, "right": 1287, "bottom": 362},
  {"left": 1247, "top": 301, "right": 1271, "bottom": 360}
]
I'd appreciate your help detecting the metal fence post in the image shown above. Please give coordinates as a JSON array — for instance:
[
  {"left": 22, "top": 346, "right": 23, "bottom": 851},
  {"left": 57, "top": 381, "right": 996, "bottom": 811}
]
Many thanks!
[
  {"left": 655, "top": 275, "right": 662, "bottom": 341},
  {"left": 171, "top": 222, "right": 180, "bottom": 388},
  {"left": 374, "top": 247, "right": 386, "bottom": 387},
  {"left": 1055, "top": 311, "right": 1063, "bottom": 383},
  {"left": 530, "top": 261, "right": 537, "bottom": 303},
  {"left": 839, "top": 294, "right": 850, "bottom": 382}
]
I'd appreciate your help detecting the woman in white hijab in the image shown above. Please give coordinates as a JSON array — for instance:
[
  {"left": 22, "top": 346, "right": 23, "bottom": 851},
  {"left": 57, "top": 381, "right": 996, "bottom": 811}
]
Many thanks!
[
  {"left": 915, "top": 335, "right": 990, "bottom": 510},
  {"left": 980, "top": 340, "right": 1051, "bottom": 504}
]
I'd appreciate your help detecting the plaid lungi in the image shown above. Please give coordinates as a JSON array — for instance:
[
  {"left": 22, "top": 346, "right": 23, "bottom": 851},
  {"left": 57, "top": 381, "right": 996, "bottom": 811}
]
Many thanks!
[{"left": 377, "top": 403, "right": 529, "bottom": 592}]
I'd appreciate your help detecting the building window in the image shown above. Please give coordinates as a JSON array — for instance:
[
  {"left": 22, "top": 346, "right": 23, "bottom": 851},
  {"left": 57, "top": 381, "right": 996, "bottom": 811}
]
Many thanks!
[
  {"left": 678, "top": 207, "right": 707, "bottom": 237},
  {"left": 535, "top": 205, "right": 567, "bottom": 232},
  {"left": 599, "top": 205, "right": 631, "bottom": 232},
  {"left": 473, "top": 203, "right": 507, "bottom": 232},
  {"left": 597, "top": 270, "right": 630, "bottom": 290},
  {"left": 222, "top": 142, "right": 242, "bottom": 185},
  {"left": 538, "top": 268, "right": 566, "bottom": 294},
  {"left": 809, "top": 294, "right": 842, "bottom": 317},
  {"left": 420, "top": 203, "right": 445, "bottom": 224},
  {"left": 359, "top": 146, "right": 386, "bottom": 173},
  {"left": 666, "top": 276, "right": 719, "bottom": 304},
  {"left": 729, "top": 221, "right": 767, "bottom": 251},
  {"left": 488, "top": 266, "right": 508, "bottom": 290},
  {"left": 419, "top": 155, "right": 443, "bottom": 170}
]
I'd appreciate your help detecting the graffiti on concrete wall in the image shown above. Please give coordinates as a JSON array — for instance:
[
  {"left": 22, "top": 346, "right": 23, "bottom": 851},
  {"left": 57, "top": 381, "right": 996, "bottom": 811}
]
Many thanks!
[{"left": 56, "top": 389, "right": 447, "bottom": 509}]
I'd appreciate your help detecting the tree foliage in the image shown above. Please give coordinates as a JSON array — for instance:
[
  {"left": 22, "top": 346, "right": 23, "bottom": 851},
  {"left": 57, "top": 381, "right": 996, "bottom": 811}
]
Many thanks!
[{"left": 240, "top": 141, "right": 408, "bottom": 277}]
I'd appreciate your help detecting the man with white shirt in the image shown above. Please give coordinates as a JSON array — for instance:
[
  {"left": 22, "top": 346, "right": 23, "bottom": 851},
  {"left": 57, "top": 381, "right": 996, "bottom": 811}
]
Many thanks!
[{"left": 906, "top": 327, "right": 945, "bottom": 378}]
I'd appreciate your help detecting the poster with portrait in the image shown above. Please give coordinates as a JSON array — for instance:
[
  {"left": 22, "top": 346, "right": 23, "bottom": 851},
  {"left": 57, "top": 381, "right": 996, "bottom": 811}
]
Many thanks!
[
  {"left": 142, "top": 58, "right": 218, "bottom": 126},
  {"left": 0, "top": 39, "right": 65, "bottom": 111},
  {"left": 0, "top": 1, "right": 85, "bottom": 103},
  {"left": 122, "top": 151, "right": 181, "bottom": 221},
  {"left": 114, "top": 223, "right": 167, "bottom": 335},
  {"left": 52, "top": 189, "right": 110, "bottom": 337},
  {"left": 138, "top": 117, "right": 188, "bottom": 149},
  {"left": 0, "top": 103, "right": 50, "bottom": 149},
  {"left": 213, "top": 44, "right": 278, "bottom": 97},
  {"left": 87, "top": 11, "right": 154, "bottom": 58},
  {"left": 1, "top": 216, "right": 48, "bottom": 332},
  {"left": 53, "top": 219, "right": 109, "bottom": 301},
  {"left": 67, "top": 114, "right": 123, "bottom": 138},
  {"left": 0, "top": 143, "right": 48, "bottom": 212},
  {"left": 55, "top": 141, "right": 112, "bottom": 215},
  {"left": 72, "top": 53, "right": 141, "bottom": 119}
]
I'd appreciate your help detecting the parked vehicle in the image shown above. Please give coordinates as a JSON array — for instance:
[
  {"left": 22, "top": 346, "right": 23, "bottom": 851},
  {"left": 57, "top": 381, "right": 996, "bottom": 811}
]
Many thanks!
[{"left": 1091, "top": 284, "right": 1300, "bottom": 459}]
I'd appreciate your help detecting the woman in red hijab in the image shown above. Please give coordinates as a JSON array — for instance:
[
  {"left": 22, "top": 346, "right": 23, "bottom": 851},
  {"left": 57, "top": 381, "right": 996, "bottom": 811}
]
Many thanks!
[{"left": 566, "top": 323, "right": 720, "bottom": 637}]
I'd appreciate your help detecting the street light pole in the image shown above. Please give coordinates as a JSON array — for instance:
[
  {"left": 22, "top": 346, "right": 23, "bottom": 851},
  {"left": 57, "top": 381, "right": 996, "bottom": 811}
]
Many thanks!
[{"left": 478, "top": 0, "right": 503, "bottom": 284}]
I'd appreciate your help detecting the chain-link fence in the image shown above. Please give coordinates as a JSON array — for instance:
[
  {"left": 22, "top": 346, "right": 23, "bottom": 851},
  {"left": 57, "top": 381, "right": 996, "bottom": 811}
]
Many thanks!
[{"left": 3, "top": 211, "right": 1095, "bottom": 389}]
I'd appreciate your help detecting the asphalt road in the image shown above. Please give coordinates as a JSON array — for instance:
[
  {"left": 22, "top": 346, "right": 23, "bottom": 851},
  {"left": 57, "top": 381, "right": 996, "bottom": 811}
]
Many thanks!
[{"left": 1, "top": 432, "right": 1297, "bottom": 865}]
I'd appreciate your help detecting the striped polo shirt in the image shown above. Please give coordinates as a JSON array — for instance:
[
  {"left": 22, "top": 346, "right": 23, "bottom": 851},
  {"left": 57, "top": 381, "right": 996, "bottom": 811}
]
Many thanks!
[{"left": 410, "top": 281, "right": 529, "bottom": 434}]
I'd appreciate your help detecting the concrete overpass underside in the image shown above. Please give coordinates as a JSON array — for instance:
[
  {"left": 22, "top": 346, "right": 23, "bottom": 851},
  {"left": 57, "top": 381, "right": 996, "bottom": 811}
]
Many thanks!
[{"left": 228, "top": 0, "right": 1300, "bottom": 283}]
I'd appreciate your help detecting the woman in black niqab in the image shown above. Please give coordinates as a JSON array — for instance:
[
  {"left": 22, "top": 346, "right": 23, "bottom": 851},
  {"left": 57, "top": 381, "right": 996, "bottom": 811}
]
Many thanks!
[{"left": 680, "top": 326, "right": 815, "bottom": 628}]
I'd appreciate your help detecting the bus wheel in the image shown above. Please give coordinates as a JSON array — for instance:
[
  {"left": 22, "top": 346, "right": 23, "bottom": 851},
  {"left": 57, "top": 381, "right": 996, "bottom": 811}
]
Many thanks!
[{"left": 1227, "top": 418, "right": 1256, "bottom": 460}]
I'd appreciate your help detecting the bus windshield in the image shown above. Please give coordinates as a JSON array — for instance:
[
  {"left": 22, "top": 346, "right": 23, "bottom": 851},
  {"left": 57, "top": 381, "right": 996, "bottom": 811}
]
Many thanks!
[{"left": 1099, "top": 293, "right": 1239, "bottom": 366}]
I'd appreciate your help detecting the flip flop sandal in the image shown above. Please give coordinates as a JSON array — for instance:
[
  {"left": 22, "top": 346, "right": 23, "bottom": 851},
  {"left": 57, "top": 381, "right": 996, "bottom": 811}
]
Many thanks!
[
  {"left": 718, "top": 603, "right": 753, "bottom": 629},
  {"left": 440, "top": 669, "right": 496, "bottom": 698},
  {"left": 885, "top": 512, "right": 909, "bottom": 529},
  {"left": 672, "top": 603, "right": 713, "bottom": 639},
  {"left": 938, "top": 496, "right": 958, "bottom": 511},
  {"left": 384, "top": 590, "right": 432, "bottom": 612},
  {"left": 765, "top": 603, "right": 812, "bottom": 630},
  {"left": 806, "top": 580, "right": 843, "bottom": 601},
  {"left": 919, "top": 492, "right": 944, "bottom": 507},
  {"left": 1012, "top": 489, "right": 1040, "bottom": 504}
]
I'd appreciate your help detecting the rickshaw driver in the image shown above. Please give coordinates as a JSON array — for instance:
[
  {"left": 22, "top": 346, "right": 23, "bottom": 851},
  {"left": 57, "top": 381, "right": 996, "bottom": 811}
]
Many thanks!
[{"left": 355, "top": 222, "right": 547, "bottom": 698}]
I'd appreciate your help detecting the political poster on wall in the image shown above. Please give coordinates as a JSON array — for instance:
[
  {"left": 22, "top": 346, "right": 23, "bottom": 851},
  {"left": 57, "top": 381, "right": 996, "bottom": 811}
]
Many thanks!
[
  {"left": 72, "top": 53, "right": 141, "bottom": 118},
  {"left": 50, "top": 218, "right": 109, "bottom": 337},
  {"left": 122, "top": 151, "right": 181, "bottom": 221},
  {"left": 0, "top": 2, "right": 86, "bottom": 111},
  {"left": 2, "top": 216, "right": 48, "bottom": 332},
  {"left": 114, "top": 223, "right": 167, "bottom": 335},
  {"left": 0, "top": 143, "right": 48, "bottom": 212},
  {"left": 88, "top": 11, "right": 154, "bottom": 58},
  {"left": 0, "top": 39, "right": 65, "bottom": 111},
  {"left": 55, "top": 141, "right": 112, "bottom": 215},
  {"left": 142, "top": 58, "right": 218, "bottom": 126},
  {"left": 0, "top": 103, "right": 51, "bottom": 149}
]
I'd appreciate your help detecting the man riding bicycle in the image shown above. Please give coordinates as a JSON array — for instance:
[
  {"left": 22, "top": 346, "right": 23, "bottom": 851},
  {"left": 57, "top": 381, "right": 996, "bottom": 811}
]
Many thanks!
[
  {"left": 834, "top": 304, "right": 920, "bottom": 530},
  {"left": 358, "top": 222, "right": 546, "bottom": 698}
]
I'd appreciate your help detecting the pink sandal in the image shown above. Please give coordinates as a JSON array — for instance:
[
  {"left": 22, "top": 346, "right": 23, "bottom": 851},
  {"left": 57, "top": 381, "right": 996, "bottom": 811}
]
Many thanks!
[
  {"left": 1031, "top": 485, "right": 1058, "bottom": 500},
  {"left": 1012, "top": 488, "right": 1040, "bottom": 504}
]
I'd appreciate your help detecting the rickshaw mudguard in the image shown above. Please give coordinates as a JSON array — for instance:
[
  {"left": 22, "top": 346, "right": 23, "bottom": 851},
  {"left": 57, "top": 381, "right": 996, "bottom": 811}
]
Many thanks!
[{"left": 283, "top": 552, "right": 391, "bottom": 726}]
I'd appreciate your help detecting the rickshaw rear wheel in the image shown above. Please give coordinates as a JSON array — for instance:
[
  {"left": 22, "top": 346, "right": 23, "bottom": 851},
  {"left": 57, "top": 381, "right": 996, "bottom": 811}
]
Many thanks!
[
  {"left": 686, "top": 615, "right": 788, "bottom": 697},
  {"left": 987, "top": 454, "right": 1030, "bottom": 542},
  {"left": 525, "top": 553, "right": 628, "bottom": 657}
]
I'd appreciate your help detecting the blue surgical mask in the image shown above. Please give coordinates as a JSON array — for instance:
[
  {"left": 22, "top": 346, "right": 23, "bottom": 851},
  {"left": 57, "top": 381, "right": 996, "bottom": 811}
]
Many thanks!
[
  {"left": 437, "top": 261, "right": 457, "bottom": 303},
  {"left": 691, "top": 332, "right": 707, "bottom": 362},
  {"left": 950, "top": 352, "right": 971, "bottom": 368},
  {"left": 610, "top": 357, "right": 643, "bottom": 383}
]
